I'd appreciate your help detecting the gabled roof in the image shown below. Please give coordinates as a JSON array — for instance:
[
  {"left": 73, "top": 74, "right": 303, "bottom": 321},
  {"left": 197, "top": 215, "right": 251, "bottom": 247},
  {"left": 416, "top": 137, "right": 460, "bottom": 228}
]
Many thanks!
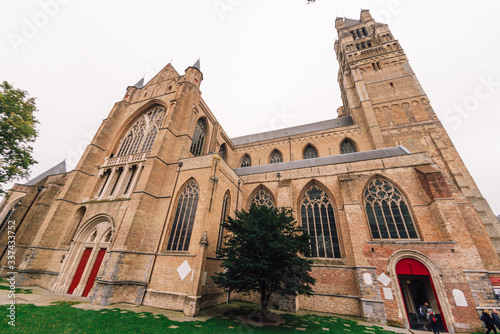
[{"left": 24, "top": 160, "right": 67, "bottom": 186}]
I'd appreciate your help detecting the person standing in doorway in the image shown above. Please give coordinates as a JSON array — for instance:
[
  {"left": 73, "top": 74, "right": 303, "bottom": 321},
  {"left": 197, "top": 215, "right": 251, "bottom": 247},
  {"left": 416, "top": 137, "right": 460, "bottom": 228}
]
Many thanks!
[
  {"left": 427, "top": 308, "right": 440, "bottom": 334},
  {"left": 480, "top": 310, "right": 498, "bottom": 334},
  {"left": 419, "top": 302, "right": 430, "bottom": 330}
]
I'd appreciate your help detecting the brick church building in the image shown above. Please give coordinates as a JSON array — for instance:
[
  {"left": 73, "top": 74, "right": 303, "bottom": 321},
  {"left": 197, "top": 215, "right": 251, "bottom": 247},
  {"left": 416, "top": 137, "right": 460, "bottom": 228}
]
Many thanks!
[{"left": 1, "top": 10, "right": 499, "bottom": 332}]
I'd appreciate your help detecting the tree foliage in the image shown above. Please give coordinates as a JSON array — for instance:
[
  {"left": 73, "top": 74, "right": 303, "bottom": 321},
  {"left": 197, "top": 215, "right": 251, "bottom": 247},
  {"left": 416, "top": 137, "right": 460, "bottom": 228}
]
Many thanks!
[
  {"left": 212, "top": 204, "right": 315, "bottom": 321},
  {"left": 0, "top": 81, "right": 38, "bottom": 193}
]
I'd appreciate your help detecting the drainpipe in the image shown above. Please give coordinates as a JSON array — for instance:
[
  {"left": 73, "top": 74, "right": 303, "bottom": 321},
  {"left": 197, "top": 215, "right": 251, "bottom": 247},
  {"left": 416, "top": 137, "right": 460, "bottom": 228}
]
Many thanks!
[{"left": 139, "top": 161, "right": 183, "bottom": 305}]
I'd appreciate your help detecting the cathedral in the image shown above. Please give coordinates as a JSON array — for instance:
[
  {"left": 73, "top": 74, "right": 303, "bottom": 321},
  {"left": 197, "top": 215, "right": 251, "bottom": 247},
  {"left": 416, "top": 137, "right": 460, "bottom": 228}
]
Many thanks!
[{"left": 1, "top": 10, "right": 499, "bottom": 332}]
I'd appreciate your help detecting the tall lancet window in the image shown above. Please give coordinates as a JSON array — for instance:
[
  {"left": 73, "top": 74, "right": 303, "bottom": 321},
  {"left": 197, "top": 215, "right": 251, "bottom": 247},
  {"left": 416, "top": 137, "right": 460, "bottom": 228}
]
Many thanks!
[
  {"left": 0, "top": 200, "right": 21, "bottom": 232},
  {"left": 216, "top": 192, "right": 230, "bottom": 253},
  {"left": 190, "top": 118, "right": 206, "bottom": 157},
  {"left": 364, "top": 177, "right": 418, "bottom": 240},
  {"left": 300, "top": 185, "right": 341, "bottom": 258},
  {"left": 167, "top": 180, "right": 200, "bottom": 251},
  {"left": 116, "top": 107, "right": 165, "bottom": 157},
  {"left": 340, "top": 139, "right": 357, "bottom": 154},
  {"left": 250, "top": 188, "right": 274, "bottom": 208}
]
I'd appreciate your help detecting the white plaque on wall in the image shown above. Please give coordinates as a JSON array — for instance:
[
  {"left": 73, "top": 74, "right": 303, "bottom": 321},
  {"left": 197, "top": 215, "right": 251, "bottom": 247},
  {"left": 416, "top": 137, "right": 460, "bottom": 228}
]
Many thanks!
[
  {"left": 453, "top": 289, "right": 468, "bottom": 307},
  {"left": 363, "top": 273, "right": 373, "bottom": 285},
  {"left": 378, "top": 273, "right": 392, "bottom": 286},
  {"left": 383, "top": 287, "right": 393, "bottom": 300},
  {"left": 177, "top": 260, "right": 191, "bottom": 281}
]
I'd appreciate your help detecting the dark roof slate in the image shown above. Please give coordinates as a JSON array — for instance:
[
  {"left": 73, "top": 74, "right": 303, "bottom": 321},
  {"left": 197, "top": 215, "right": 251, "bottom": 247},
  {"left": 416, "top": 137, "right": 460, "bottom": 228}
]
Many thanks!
[
  {"left": 231, "top": 116, "right": 354, "bottom": 146},
  {"left": 25, "top": 160, "right": 67, "bottom": 186},
  {"left": 233, "top": 146, "right": 411, "bottom": 176}
]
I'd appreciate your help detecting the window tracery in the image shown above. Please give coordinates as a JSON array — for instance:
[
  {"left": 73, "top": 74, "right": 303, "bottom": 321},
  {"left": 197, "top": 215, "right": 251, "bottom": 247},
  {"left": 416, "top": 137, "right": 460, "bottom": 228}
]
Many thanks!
[
  {"left": 116, "top": 107, "right": 165, "bottom": 157},
  {"left": 303, "top": 145, "right": 318, "bottom": 159},
  {"left": 240, "top": 154, "right": 251, "bottom": 168},
  {"left": 250, "top": 188, "right": 274, "bottom": 208},
  {"left": 166, "top": 180, "right": 200, "bottom": 251},
  {"left": 364, "top": 177, "right": 418, "bottom": 239},
  {"left": 340, "top": 139, "right": 357, "bottom": 154},
  {"left": 270, "top": 150, "right": 283, "bottom": 164},
  {"left": 190, "top": 118, "right": 206, "bottom": 157},
  {"left": 300, "top": 185, "right": 341, "bottom": 258}
]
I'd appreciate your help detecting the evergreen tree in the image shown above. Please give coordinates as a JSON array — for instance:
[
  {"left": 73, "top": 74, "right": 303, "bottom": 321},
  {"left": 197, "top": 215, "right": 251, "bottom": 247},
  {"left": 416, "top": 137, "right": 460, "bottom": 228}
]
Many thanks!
[
  {"left": 0, "top": 81, "right": 38, "bottom": 194},
  {"left": 212, "top": 204, "right": 315, "bottom": 321}
]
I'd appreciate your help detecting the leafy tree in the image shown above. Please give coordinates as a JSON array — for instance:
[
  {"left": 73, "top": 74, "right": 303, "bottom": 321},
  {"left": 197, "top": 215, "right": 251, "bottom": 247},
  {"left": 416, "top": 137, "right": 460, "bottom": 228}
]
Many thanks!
[
  {"left": 212, "top": 204, "right": 315, "bottom": 321},
  {"left": 0, "top": 81, "right": 38, "bottom": 193}
]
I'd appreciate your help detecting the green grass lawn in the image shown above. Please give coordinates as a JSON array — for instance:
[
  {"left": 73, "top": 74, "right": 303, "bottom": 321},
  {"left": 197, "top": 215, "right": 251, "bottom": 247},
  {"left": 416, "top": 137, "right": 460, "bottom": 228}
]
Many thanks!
[{"left": 0, "top": 301, "right": 402, "bottom": 333}]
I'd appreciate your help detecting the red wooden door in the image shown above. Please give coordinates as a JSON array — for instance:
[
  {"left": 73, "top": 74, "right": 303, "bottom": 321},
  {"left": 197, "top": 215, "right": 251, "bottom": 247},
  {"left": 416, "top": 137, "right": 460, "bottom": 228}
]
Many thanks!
[
  {"left": 396, "top": 258, "right": 448, "bottom": 332},
  {"left": 83, "top": 248, "right": 107, "bottom": 297},
  {"left": 68, "top": 248, "right": 92, "bottom": 294}
]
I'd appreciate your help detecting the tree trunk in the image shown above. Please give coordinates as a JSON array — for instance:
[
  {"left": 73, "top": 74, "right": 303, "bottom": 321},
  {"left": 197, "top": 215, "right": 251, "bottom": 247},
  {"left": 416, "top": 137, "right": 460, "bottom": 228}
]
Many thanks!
[{"left": 260, "top": 288, "right": 269, "bottom": 322}]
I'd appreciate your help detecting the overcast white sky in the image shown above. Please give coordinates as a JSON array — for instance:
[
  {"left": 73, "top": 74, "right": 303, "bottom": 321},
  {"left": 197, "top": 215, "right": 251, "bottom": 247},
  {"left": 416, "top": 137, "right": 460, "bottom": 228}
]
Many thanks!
[{"left": 1, "top": 0, "right": 499, "bottom": 214}]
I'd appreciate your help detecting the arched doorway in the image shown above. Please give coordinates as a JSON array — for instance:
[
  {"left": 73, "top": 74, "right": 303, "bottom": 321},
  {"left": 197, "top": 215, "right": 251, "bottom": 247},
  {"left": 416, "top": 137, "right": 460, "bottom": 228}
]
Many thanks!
[
  {"left": 396, "top": 258, "right": 448, "bottom": 332},
  {"left": 55, "top": 215, "right": 112, "bottom": 297}
]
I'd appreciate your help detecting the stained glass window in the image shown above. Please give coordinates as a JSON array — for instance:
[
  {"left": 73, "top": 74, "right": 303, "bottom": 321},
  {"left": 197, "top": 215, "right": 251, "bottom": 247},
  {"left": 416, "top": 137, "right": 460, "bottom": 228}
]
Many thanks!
[
  {"left": 117, "top": 107, "right": 165, "bottom": 156},
  {"left": 240, "top": 154, "right": 251, "bottom": 168},
  {"left": 167, "top": 180, "right": 200, "bottom": 251},
  {"left": 190, "top": 118, "right": 206, "bottom": 157},
  {"left": 303, "top": 145, "right": 318, "bottom": 159},
  {"left": 300, "top": 185, "right": 341, "bottom": 258},
  {"left": 340, "top": 139, "right": 357, "bottom": 154},
  {"left": 270, "top": 150, "right": 283, "bottom": 164},
  {"left": 250, "top": 188, "right": 274, "bottom": 208},
  {"left": 364, "top": 177, "right": 418, "bottom": 240}
]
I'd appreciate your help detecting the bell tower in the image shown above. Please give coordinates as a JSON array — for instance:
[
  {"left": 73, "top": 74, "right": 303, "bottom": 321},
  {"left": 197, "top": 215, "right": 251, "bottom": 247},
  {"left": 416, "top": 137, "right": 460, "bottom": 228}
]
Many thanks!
[{"left": 334, "top": 10, "right": 500, "bottom": 258}]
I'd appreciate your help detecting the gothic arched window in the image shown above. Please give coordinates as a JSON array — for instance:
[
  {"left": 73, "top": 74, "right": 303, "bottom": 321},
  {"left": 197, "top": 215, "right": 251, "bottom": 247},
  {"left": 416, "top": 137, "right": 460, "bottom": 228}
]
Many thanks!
[
  {"left": 0, "top": 200, "right": 21, "bottom": 232},
  {"left": 167, "top": 180, "right": 200, "bottom": 251},
  {"left": 216, "top": 192, "right": 230, "bottom": 253},
  {"left": 250, "top": 188, "right": 274, "bottom": 208},
  {"left": 364, "top": 177, "right": 418, "bottom": 240},
  {"left": 117, "top": 107, "right": 165, "bottom": 157},
  {"left": 269, "top": 149, "right": 283, "bottom": 164},
  {"left": 303, "top": 144, "right": 318, "bottom": 159},
  {"left": 240, "top": 154, "right": 251, "bottom": 168},
  {"left": 300, "top": 185, "right": 341, "bottom": 258},
  {"left": 219, "top": 144, "right": 227, "bottom": 161},
  {"left": 340, "top": 139, "right": 357, "bottom": 154},
  {"left": 190, "top": 118, "right": 206, "bottom": 157}
]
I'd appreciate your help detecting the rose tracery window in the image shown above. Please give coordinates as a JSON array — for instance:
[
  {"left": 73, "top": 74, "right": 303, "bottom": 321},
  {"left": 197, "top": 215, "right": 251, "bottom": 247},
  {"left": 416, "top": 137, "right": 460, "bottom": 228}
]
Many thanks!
[
  {"left": 166, "top": 180, "right": 200, "bottom": 251},
  {"left": 270, "top": 150, "right": 283, "bottom": 164},
  {"left": 117, "top": 107, "right": 165, "bottom": 157},
  {"left": 340, "top": 139, "right": 357, "bottom": 154},
  {"left": 364, "top": 177, "right": 418, "bottom": 240},
  {"left": 301, "top": 185, "right": 341, "bottom": 259},
  {"left": 303, "top": 144, "right": 318, "bottom": 159},
  {"left": 190, "top": 118, "right": 206, "bottom": 157},
  {"left": 250, "top": 188, "right": 274, "bottom": 208}
]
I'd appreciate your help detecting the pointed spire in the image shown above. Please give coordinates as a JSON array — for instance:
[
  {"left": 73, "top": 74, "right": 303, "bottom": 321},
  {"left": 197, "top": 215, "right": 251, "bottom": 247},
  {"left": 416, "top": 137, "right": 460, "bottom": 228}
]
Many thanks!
[
  {"left": 192, "top": 58, "right": 201, "bottom": 71},
  {"left": 133, "top": 77, "right": 144, "bottom": 89}
]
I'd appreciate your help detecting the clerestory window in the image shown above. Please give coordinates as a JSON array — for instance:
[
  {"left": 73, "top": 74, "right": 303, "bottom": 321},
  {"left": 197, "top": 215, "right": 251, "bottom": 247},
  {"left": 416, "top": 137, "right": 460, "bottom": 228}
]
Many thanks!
[{"left": 270, "top": 149, "right": 283, "bottom": 164}]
